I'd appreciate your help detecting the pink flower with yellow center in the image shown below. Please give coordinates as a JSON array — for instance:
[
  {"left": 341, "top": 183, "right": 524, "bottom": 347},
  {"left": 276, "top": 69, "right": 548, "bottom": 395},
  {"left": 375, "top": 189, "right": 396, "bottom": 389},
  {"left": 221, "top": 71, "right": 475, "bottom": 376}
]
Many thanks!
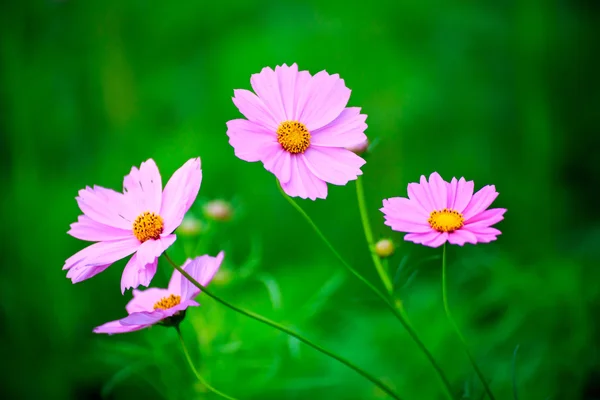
[
  {"left": 381, "top": 172, "right": 506, "bottom": 248},
  {"left": 64, "top": 158, "right": 202, "bottom": 292},
  {"left": 226, "top": 63, "right": 367, "bottom": 200},
  {"left": 94, "top": 253, "right": 224, "bottom": 334}
]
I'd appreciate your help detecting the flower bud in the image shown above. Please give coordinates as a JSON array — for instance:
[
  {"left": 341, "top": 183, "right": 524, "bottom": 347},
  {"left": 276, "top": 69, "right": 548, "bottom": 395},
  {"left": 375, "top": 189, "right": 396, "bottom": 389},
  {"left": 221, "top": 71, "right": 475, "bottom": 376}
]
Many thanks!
[
  {"left": 177, "top": 215, "right": 203, "bottom": 236},
  {"left": 203, "top": 199, "right": 233, "bottom": 222},
  {"left": 346, "top": 139, "right": 369, "bottom": 155},
  {"left": 375, "top": 238, "right": 395, "bottom": 258}
]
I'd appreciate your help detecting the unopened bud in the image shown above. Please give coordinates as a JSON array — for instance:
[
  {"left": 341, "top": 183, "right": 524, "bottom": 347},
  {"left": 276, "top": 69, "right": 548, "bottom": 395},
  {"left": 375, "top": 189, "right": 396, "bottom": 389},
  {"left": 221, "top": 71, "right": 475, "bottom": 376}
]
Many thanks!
[
  {"left": 203, "top": 200, "right": 233, "bottom": 222},
  {"left": 375, "top": 238, "right": 395, "bottom": 258},
  {"left": 346, "top": 139, "right": 369, "bottom": 155},
  {"left": 178, "top": 215, "right": 203, "bottom": 236}
]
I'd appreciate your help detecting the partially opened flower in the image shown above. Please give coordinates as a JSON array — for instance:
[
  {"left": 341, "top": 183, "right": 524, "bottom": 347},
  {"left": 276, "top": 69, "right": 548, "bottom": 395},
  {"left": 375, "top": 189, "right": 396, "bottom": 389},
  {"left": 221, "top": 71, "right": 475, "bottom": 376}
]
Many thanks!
[
  {"left": 381, "top": 172, "right": 506, "bottom": 248},
  {"left": 64, "top": 158, "right": 202, "bottom": 292},
  {"left": 226, "top": 63, "right": 367, "bottom": 200},
  {"left": 94, "top": 252, "right": 224, "bottom": 334}
]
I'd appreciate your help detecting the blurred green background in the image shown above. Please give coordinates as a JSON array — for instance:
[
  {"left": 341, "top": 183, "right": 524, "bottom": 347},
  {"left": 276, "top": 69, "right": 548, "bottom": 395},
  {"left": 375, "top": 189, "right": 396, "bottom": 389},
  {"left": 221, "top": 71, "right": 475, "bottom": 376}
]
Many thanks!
[{"left": 1, "top": 0, "right": 599, "bottom": 399}]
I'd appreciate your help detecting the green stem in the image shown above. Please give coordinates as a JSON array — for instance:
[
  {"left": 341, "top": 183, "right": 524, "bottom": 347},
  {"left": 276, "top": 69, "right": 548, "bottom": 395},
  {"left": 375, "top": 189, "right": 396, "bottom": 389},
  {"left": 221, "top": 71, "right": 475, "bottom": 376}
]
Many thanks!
[
  {"left": 175, "top": 325, "right": 238, "bottom": 400},
  {"left": 164, "top": 253, "right": 402, "bottom": 400},
  {"left": 356, "top": 178, "right": 412, "bottom": 327},
  {"left": 442, "top": 244, "right": 494, "bottom": 400},
  {"left": 277, "top": 183, "right": 455, "bottom": 400},
  {"left": 355, "top": 176, "right": 394, "bottom": 294}
]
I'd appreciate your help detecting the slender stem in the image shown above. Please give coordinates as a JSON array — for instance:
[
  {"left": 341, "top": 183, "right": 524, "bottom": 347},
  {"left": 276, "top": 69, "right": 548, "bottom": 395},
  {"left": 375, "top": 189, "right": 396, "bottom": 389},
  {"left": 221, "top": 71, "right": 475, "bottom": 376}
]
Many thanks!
[
  {"left": 442, "top": 244, "right": 495, "bottom": 400},
  {"left": 277, "top": 183, "right": 455, "bottom": 400},
  {"left": 164, "top": 253, "right": 402, "bottom": 400},
  {"left": 175, "top": 326, "right": 238, "bottom": 400},
  {"left": 355, "top": 176, "right": 394, "bottom": 294},
  {"left": 356, "top": 178, "right": 412, "bottom": 326},
  {"left": 381, "top": 257, "right": 390, "bottom": 278}
]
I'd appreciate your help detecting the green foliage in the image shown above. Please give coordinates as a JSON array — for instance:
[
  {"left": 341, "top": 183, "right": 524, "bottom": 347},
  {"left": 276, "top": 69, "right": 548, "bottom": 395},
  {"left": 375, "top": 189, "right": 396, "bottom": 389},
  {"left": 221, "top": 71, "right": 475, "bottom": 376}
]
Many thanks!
[{"left": 1, "top": 0, "right": 597, "bottom": 399}]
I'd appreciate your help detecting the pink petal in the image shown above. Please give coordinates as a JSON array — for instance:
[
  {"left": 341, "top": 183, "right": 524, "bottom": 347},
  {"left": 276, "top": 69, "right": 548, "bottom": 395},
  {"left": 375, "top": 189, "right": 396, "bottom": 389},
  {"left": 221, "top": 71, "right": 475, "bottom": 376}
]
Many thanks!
[
  {"left": 427, "top": 172, "right": 448, "bottom": 210},
  {"left": 226, "top": 119, "right": 279, "bottom": 163},
  {"left": 121, "top": 253, "right": 157, "bottom": 293},
  {"left": 174, "top": 299, "right": 200, "bottom": 312},
  {"left": 404, "top": 231, "right": 442, "bottom": 246},
  {"left": 424, "top": 231, "right": 449, "bottom": 248},
  {"left": 68, "top": 215, "right": 132, "bottom": 242},
  {"left": 453, "top": 178, "right": 474, "bottom": 212},
  {"left": 76, "top": 186, "right": 135, "bottom": 230},
  {"left": 302, "top": 147, "right": 365, "bottom": 185},
  {"left": 465, "top": 226, "right": 502, "bottom": 236},
  {"left": 232, "top": 89, "right": 279, "bottom": 131},
  {"left": 179, "top": 252, "right": 225, "bottom": 300},
  {"left": 407, "top": 177, "right": 434, "bottom": 213},
  {"left": 295, "top": 155, "right": 329, "bottom": 200},
  {"left": 139, "top": 235, "right": 176, "bottom": 265},
  {"left": 280, "top": 155, "right": 328, "bottom": 200},
  {"left": 462, "top": 185, "right": 499, "bottom": 220},
  {"left": 447, "top": 178, "right": 458, "bottom": 209},
  {"left": 290, "top": 69, "right": 314, "bottom": 121},
  {"left": 250, "top": 65, "right": 289, "bottom": 124},
  {"left": 123, "top": 159, "right": 163, "bottom": 215},
  {"left": 66, "top": 264, "right": 112, "bottom": 284},
  {"left": 120, "top": 235, "right": 176, "bottom": 293},
  {"left": 126, "top": 288, "right": 171, "bottom": 314},
  {"left": 119, "top": 310, "right": 166, "bottom": 326},
  {"left": 462, "top": 226, "right": 502, "bottom": 243},
  {"left": 296, "top": 70, "right": 351, "bottom": 131},
  {"left": 462, "top": 227, "right": 500, "bottom": 243},
  {"left": 474, "top": 234, "right": 499, "bottom": 243},
  {"left": 275, "top": 63, "right": 318, "bottom": 121},
  {"left": 93, "top": 320, "right": 148, "bottom": 335},
  {"left": 447, "top": 230, "right": 478, "bottom": 246},
  {"left": 380, "top": 198, "right": 431, "bottom": 233},
  {"left": 122, "top": 302, "right": 196, "bottom": 326},
  {"left": 274, "top": 63, "right": 301, "bottom": 121},
  {"left": 384, "top": 218, "right": 432, "bottom": 233},
  {"left": 419, "top": 175, "right": 440, "bottom": 212},
  {"left": 464, "top": 208, "right": 506, "bottom": 227},
  {"left": 381, "top": 197, "right": 429, "bottom": 219},
  {"left": 64, "top": 237, "right": 139, "bottom": 277},
  {"left": 310, "top": 107, "right": 368, "bottom": 147},
  {"left": 160, "top": 158, "right": 202, "bottom": 234},
  {"left": 263, "top": 147, "right": 292, "bottom": 184},
  {"left": 186, "top": 299, "right": 200, "bottom": 308}
]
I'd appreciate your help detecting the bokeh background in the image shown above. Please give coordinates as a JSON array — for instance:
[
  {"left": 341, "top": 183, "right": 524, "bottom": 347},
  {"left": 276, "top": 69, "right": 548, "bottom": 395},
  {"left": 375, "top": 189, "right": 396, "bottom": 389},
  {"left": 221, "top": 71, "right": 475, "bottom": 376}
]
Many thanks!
[{"left": 1, "top": 0, "right": 599, "bottom": 399}]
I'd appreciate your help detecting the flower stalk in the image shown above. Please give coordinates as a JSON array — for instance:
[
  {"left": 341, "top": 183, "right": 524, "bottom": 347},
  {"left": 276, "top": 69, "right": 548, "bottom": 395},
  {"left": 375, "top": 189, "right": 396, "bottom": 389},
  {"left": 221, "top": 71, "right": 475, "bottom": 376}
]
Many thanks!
[
  {"left": 355, "top": 176, "right": 394, "bottom": 294},
  {"left": 277, "top": 182, "right": 455, "bottom": 400},
  {"left": 164, "top": 253, "right": 403, "bottom": 400},
  {"left": 175, "top": 325, "right": 238, "bottom": 400},
  {"left": 442, "top": 244, "right": 494, "bottom": 400}
]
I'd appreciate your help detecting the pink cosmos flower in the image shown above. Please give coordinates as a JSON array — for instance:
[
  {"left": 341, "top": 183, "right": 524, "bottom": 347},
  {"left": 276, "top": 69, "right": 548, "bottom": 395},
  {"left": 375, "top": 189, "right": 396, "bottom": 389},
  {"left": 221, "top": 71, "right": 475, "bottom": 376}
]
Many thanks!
[
  {"left": 64, "top": 158, "right": 202, "bottom": 292},
  {"left": 381, "top": 172, "right": 507, "bottom": 248},
  {"left": 94, "top": 252, "right": 224, "bottom": 334},
  {"left": 226, "top": 63, "right": 367, "bottom": 200}
]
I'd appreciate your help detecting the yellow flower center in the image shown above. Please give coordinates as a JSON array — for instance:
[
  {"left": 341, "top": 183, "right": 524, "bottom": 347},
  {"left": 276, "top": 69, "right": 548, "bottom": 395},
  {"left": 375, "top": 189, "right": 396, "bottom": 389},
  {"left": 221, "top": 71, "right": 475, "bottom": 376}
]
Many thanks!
[
  {"left": 276, "top": 121, "right": 311, "bottom": 154},
  {"left": 153, "top": 294, "right": 181, "bottom": 310},
  {"left": 428, "top": 208, "right": 464, "bottom": 232},
  {"left": 133, "top": 211, "right": 164, "bottom": 242}
]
